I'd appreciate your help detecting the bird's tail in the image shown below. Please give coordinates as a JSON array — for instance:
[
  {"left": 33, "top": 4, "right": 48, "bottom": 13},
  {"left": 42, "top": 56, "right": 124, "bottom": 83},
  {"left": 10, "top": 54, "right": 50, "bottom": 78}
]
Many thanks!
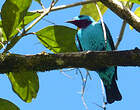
[
  {"left": 98, "top": 67, "right": 122, "bottom": 104},
  {"left": 104, "top": 75, "right": 122, "bottom": 104}
]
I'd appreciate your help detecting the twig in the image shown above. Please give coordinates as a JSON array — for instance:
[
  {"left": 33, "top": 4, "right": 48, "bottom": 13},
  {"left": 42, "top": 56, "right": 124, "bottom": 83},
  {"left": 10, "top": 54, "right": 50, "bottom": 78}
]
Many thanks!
[
  {"left": 77, "top": 69, "right": 90, "bottom": 110},
  {"left": 42, "top": 18, "right": 56, "bottom": 25},
  {"left": 100, "top": 79, "right": 106, "bottom": 110},
  {"left": 60, "top": 69, "right": 72, "bottom": 79},
  {"left": 93, "top": 102, "right": 106, "bottom": 110},
  {"left": 25, "top": 0, "right": 57, "bottom": 33},
  {"left": 40, "top": 1, "right": 46, "bottom": 10},
  {"left": 31, "top": 0, "right": 97, "bottom": 13},
  {"left": 23, "top": 32, "right": 36, "bottom": 36},
  {"left": 62, "top": 68, "right": 75, "bottom": 72},
  {"left": 115, "top": 20, "right": 127, "bottom": 49},
  {"left": 86, "top": 69, "right": 92, "bottom": 80},
  {"left": 81, "top": 95, "right": 88, "bottom": 110},
  {"left": 77, "top": 69, "right": 88, "bottom": 109},
  {"left": 82, "top": 71, "right": 88, "bottom": 95},
  {"left": 115, "top": 2, "right": 133, "bottom": 49},
  {"left": 95, "top": 3, "right": 107, "bottom": 48},
  {"left": 78, "top": 69, "right": 85, "bottom": 86},
  {"left": 92, "top": 79, "right": 106, "bottom": 110}
]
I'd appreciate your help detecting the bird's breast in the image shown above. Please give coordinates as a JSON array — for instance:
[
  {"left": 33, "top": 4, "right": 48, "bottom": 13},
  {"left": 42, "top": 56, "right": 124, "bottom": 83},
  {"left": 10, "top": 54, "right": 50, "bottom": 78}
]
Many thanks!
[{"left": 77, "top": 24, "right": 106, "bottom": 51}]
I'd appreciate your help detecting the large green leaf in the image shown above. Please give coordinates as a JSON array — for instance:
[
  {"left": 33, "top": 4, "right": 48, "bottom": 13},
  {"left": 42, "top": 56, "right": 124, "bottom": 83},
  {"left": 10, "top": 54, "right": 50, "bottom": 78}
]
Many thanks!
[
  {"left": 130, "top": 7, "right": 140, "bottom": 30},
  {"left": 36, "top": 25, "right": 77, "bottom": 53},
  {"left": 1, "top": 12, "right": 40, "bottom": 52},
  {"left": 19, "top": 12, "right": 40, "bottom": 29},
  {"left": 119, "top": 0, "right": 140, "bottom": 4},
  {"left": 1, "top": 0, "right": 32, "bottom": 40},
  {"left": 0, "top": 98, "right": 19, "bottom": 110},
  {"left": 0, "top": 21, "right": 7, "bottom": 50},
  {"left": 3, "top": 12, "right": 41, "bottom": 52},
  {"left": 7, "top": 71, "right": 39, "bottom": 103},
  {"left": 0, "top": 20, "right": 7, "bottom": 41},
  {"left": 0, "top": 28, "right": 6, "bottom": 50},
  {"left": 80, "top": 2, "right": 107, "bottom": 21}
]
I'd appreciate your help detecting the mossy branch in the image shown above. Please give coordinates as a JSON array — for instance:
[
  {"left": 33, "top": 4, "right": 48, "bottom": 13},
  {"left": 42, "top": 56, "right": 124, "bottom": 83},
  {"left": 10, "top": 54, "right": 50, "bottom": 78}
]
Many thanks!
[{"left": 0, "top": 49, "right": 140, "bottom": 73}]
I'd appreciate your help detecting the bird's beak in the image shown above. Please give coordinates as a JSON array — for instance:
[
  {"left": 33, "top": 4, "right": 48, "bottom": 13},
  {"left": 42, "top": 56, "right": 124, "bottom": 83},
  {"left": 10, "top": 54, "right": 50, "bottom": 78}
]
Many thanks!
[{"left": 65, "top": 20, "right": 77, "bottom": 24}]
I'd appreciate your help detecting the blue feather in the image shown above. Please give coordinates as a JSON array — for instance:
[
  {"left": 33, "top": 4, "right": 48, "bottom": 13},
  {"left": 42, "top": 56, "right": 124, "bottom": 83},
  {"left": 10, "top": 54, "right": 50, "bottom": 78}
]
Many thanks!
[{"left": 67, "top": 15, "right": 122, "bottom": 104}]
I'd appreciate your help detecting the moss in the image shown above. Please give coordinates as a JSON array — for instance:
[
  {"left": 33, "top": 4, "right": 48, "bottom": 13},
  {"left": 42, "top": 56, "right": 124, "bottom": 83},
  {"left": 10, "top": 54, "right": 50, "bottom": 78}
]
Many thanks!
[{"left": 56, "top": 58, "right": 64, "bottom": 66}]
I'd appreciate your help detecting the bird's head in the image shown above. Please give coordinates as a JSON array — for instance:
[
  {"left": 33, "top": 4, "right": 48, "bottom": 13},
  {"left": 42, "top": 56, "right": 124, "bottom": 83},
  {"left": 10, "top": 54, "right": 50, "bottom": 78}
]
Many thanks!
[{"left": 66, "top": 15, "right": 94, "bottom": 28}]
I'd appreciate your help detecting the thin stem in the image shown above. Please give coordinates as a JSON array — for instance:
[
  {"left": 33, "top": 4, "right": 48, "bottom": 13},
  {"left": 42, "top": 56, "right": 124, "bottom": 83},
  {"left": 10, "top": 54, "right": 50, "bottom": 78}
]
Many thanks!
[
  {"left": 25, "top": 0, "right": 56, "bottom": 33},
  {"left": 78, "top": 68, "right": 89, "bottom": 110},
  {"left": 40, "top": 1, "right": 46, "bottom": 10},
  {"left": 81, "top": 95, "right": 88, "bottom": 110},
  {"left": 115, "top": 20, "right": 127, "bottom": 49},
  {"left": 86, "top": 69, "right": 92, "bottom": 80},
  {"left": 115, "top": 2, "right": 133, "bottom": 49},
  {"left": 95, "top": 3, "right": 107, "bottom": 108},
  {"left": 31, "top": 0, "right": 97, "bottom": 13},
  {"left": 59, "top": 69, "right": 72, "bottom": 79},
  {"left": 95, "top": 3, "right": 107, "bottom": 48},
  {"left": 100, "top": 79, "right": 106, "bottom": 110}
]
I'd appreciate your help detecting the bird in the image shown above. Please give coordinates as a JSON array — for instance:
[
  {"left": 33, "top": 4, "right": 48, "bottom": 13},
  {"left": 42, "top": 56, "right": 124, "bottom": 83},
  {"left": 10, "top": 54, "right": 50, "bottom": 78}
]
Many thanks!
[{"left": 66, "top": 15, "right": 122, "bottom": 104}]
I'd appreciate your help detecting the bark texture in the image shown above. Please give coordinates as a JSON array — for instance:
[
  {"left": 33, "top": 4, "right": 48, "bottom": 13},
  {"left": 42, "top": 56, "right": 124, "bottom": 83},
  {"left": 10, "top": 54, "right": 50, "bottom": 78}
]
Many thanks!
[{"left": 0, "top": 49, "right": 140, "bottom": 73}]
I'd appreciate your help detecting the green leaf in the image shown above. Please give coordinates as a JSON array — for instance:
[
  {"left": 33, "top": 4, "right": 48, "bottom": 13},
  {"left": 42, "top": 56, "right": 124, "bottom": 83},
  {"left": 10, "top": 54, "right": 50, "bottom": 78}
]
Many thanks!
[
  {"left": 36, "top": 25, "right": 77, "bottom": 53},
  {"left": 7, "top": 71, "right": 39, "bottom": 103},
  {"left": 80, "top": 2, "right": 107, "bottom": 21},
  {"left": 130, "top": 7, "right": 140, "bottom": 30},
  {"left": 1, "top": 0, "right": 32, "bottom": 40},
  {"left": 0, "top": 21, "right": 7, "bottom": 50},
  {"left": 11, "top": 12, "right": 41, "bottom": 37},
  {"left": 3, "top": 12, "right": 41, "bottom": 52},
  {"left": 19, "top": 12, "right": 40, "bottom": 28},
  {"left": 131, "top": 0, "right": 140, "bottom": 4},
  {"left": 119, "top": 0, "right": 140, "bottom": 4},
  {"left": 0, "top": 98, "right": 19, "bottom": 110},
  {"left": 0, "top": 28, "right": 6, "bottom": 50},
  {"left": 0, "top": 12, "right": 40, "bottom": 52},
  {"left": 134, "top": 7, "right": 140, "bottom": 18},
  {"left": 0, "top": 20, "right": 7, "bottom": 42}
]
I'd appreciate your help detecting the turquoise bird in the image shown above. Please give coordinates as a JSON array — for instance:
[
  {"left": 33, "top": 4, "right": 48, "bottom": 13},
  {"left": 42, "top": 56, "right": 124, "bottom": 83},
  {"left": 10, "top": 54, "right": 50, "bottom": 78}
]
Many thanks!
[{"left": 67, "top": 15, "right": 122, "bottom": 104}]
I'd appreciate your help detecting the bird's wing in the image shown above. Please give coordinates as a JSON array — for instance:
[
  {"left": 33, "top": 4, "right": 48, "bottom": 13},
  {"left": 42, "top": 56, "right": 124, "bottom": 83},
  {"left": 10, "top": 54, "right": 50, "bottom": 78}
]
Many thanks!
[
  {"left": 75, "top": 34, "right": 83, "bottom": 51},
  {"left": 104, "top": 23, "right": 115, "bottom": 50},
  {"left": 103, "top": 23, "right": 118, "bottom": 80}
]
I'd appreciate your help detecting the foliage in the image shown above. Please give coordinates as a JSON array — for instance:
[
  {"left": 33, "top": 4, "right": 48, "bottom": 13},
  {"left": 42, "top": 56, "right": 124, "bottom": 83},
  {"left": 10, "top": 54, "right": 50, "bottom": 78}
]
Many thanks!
[
  {"left": 0, "top": 98, "right": 19, "bottom": 110},
  {"left": 80, "top": 2, "right": 107, "bottom": 21},
  {"left": 36, "top": 25, "right": 77, "bottom": 53},
  {"left": 1, "top": 0, "right": 32, "bottom": 40},
  {"left": 7, "top": 71, "right": 39, "bottom": 103}
]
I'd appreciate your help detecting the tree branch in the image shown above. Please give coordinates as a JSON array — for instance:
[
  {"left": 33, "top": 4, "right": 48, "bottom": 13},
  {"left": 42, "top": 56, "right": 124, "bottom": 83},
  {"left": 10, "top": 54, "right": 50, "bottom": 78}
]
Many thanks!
[
  {"left": 31, "top": 0, "right": 140, "bottom": 32},
  {"left": 1, "top": 0, "right": 140, "bottom": 32},
  {"left": 0, "top": 49, "right": 140, "bottom": 73},
  {"left": 99, "top": 0, "right": 140, "bottom": 32},
  {"left": 31, "top": 0, "right": 97, "bottom": 13}
]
